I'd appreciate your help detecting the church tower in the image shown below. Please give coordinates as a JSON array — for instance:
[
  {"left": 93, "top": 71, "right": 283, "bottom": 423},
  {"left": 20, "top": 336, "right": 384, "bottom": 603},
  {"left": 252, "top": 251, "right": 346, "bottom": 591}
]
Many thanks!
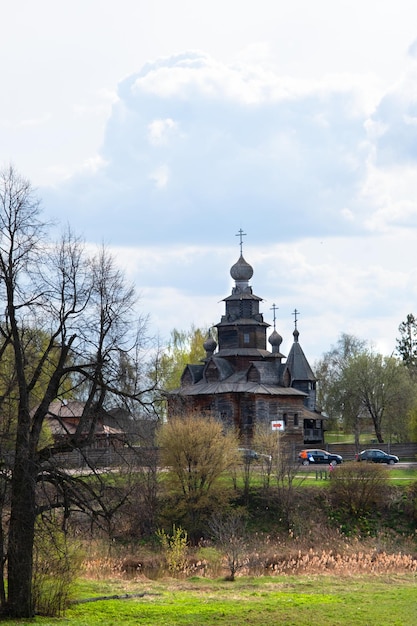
[{"left": 166, "top": 233, "right": 325, "bottom": 446}]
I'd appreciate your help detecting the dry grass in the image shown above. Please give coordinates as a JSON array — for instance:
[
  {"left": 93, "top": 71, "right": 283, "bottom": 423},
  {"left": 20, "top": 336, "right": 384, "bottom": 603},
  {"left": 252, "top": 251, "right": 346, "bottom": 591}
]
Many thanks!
[
  {"left": 261, "top": 547, "right": 417, "bottom": 575},
  {"left": 79, "top": 531, "right": 417, "bottom": 582}
]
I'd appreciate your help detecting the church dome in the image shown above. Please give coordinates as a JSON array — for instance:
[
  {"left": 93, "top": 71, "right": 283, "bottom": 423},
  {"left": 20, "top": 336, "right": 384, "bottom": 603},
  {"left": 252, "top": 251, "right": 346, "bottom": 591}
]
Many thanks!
[
  {"left": 269, "top": 329, "right": 283, "bottom": 349},
  {"left": 230, "top": 255, "right": 253, "bottom": 282},
  {"left": 203, "top": 332, "right": 217, "bottom": 356}
]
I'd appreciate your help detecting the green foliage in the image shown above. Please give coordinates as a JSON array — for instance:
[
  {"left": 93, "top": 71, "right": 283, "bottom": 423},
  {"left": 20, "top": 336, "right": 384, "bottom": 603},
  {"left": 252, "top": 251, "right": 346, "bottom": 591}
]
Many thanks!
[
  {"left": 397, "top": 313, "right": 417, "bottom": 372},
  {"left": 157, "top": 412, "right": 238, "bottom": 537},
  {"left": 315, "top": 333, "right": 417, "bottom": 444},
  {"left": 407, "top": 404, "right": 417, "bottom": 442},
  {"left": 0, "top": 328, "right": 72, "bottom": 451},
  {"left": 351, "top": 352, "right": 415, "bottom": 443},
  {"left": 156, "top": 325, "right": 210, "bottom": 392},
  {"left": 315, "top": 333, "right": 366, "bottom": 418},
  {"left": 156, "top": 525, "right": 188, "bottom": 573}
]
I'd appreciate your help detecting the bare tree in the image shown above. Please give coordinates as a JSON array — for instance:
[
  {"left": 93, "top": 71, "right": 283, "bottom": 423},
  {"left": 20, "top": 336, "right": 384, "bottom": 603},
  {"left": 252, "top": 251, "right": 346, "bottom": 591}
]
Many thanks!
[
  {"left": 0, "top": 166, "right": 154, "bottom": 617},
  {"left": 209, "top": 510, "right": 247, "bottom": 581}
]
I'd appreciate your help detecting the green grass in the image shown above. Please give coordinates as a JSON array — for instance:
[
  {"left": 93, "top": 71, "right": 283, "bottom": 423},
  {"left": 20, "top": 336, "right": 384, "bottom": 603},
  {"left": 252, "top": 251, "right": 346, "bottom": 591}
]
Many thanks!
[
  {"left": 4, "top": 574, "right": 417, "bottom": 625},
  {"left": 388, "top": 467, "right": 417, "bottom": 484},
  {"left": 219, "top": 464, "right": 417, "bottom": 489},
  {"left": 325, "top": 432, "right": 378, "bottom": 444}
]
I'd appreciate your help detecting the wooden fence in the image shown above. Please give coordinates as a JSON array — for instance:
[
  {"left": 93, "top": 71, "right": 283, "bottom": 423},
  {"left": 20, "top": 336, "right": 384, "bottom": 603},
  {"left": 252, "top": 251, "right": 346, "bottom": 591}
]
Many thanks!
[{"left": 309, "top": 442, "right": 417, "bottom": 462}]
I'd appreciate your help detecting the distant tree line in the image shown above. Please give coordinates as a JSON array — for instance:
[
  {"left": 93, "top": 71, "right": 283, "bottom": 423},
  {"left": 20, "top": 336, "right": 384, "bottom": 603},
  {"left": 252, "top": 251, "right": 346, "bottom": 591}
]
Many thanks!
[{"left": 314, "top": 322, "right": 417, "bottom": 446}]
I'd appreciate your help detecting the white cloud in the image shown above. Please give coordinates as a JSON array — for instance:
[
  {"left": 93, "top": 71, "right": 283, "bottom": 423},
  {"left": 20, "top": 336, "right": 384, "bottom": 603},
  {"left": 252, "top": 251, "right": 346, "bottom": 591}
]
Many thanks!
[
  {"left": 43, "top": 51, "right": 384, "bottom": 250},
  {"left": 81, "top": 155, "right": 108, "bottom": 175},
  {"left": 4, "top": 1, "right": 417, "bottom": 360},
  {"left": 147, "top": 118, "right": 178, "bottom": 146},
  {"left": 149, "top": 164, "right": 170, "bottom": 188},
  {"left": 105, "top": 231, "right": 416, "bottom": 362},
  {"left": 340, "top": 208, "right": 355, "bottom": 222},
  {"left": 18, "top": 114, "right": 51, "bottom": 128}
]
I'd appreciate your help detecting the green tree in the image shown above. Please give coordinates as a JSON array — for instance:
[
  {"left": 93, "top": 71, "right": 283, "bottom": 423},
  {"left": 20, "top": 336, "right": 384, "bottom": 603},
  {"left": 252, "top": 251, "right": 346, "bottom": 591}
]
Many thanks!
[
  {"left": 156, "top": 326, "right": 210, "bottom": 392},
  {"left": 408, "top": 405, "right": 417, "bottom": 442},
  {"left": 316, "top": 334, "right": 416, "bottom": 445},
  {"left": 314, "top": 333, "right": 366, "bottom": 445},
  {"left": 157, "top": 412, "right": 238, "bottom": 539},
  {"left": 397, "top": 313, "right": 417, "bottom": 374},
  {"left": 0, "top": 166, "right": 153, "bottom": 618},
  {"left": 347, "top": 352, "right": 415, "bottom": 443}
]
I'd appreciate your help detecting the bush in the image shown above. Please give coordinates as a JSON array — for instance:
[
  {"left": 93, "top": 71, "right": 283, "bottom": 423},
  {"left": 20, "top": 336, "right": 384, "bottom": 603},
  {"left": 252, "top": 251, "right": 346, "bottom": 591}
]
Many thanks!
[
  {"left": 157, "top": 412, "right": 238, "bottom": 539},
  {"left": 329, "top": 462, "right": 388, "bottom": 514},
  {"left": 32, "top": 517, "right": 82, "bottom": 616},
  {"left": 327, "top": 463, "right": 389, "bottom": 535},
  {"left": 156, "top": 525, "right": 188, "bottom": 573}
]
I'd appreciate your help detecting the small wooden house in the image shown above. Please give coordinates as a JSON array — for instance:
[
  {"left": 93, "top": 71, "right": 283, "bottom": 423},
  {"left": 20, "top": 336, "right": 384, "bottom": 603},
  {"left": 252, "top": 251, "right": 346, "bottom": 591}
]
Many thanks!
[{"left": 44, "top": 400, "right": 125, "bottom": 449}]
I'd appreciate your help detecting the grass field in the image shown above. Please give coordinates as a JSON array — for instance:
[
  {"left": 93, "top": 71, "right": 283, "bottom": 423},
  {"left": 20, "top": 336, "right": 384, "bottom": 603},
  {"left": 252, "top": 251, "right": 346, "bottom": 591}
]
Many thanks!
[
  {"left": 5, "top": 574, "right": 417, "bottom": 625},
  {"left": 325, "top": 432, "right": 378, "bottom": 444},
  {"left": 3, "top": 463, "right": 417, "bottom": 624},
  {"left": 297, "top": 464, "right": 417, "bottom": 485}
]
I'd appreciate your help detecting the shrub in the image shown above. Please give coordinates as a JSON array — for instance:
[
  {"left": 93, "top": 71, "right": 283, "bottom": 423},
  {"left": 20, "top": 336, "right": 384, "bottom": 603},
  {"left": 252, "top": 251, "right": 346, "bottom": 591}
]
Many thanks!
[
  {"left": 327, "top": 462, "right": 389, "bottom": 535},
  {"left": 329, "top": 462, "right": 388, "bottom": 514},
  {"left": 157, "top": 412, "right": 238, "bottom": 538},
  {"left": 156, "top": 525, "right": 189, "bottom": 573},
  {"left": 32, "top": 517, "right": 82, "bottom": 616}
]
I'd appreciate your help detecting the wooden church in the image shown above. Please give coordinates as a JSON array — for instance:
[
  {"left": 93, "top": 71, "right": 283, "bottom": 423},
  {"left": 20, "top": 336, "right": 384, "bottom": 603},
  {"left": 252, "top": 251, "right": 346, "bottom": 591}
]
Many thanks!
[{"left": 166, "top": 235, "right": 325, "bottom": 446}]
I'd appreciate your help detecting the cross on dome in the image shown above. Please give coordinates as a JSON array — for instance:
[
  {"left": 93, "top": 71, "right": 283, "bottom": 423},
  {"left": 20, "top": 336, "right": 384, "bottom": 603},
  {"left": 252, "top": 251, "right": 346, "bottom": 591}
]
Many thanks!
[
  {"left": 235, "top": 228, "right": 247, "bottom": 255},
  {"left": 293, "top": 308, "right": 300, "bottom": 342},
  {"left": 293, "top": 308, "right": 300, "bottom": 329},
  {"left": 270, "top": 303, "right": 279, "bottom": 331}
]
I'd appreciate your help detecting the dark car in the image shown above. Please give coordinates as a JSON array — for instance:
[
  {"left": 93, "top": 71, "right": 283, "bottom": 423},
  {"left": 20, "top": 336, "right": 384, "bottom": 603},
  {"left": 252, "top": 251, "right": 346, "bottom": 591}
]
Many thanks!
[
  {"left": 238, "top": 448, "right": 259, "bottom": 462},
  {"left": 298, "top": 449, "right": 343, "bottom": 466},
  {"left": 238, "top": 448, "right": 272, "bottom": 463},
  {"left": 357, "top": 449, "right": 399, "bottom": 464}
]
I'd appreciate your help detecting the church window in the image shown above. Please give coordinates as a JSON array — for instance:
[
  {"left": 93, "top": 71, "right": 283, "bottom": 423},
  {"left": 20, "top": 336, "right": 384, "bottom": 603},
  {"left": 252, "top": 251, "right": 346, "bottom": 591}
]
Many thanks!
[
  {"left": 240, "top": 300, "right": 252, "bottom": 318},
  {"left": 294, "top": 413, "right": 299, "bottom": 426},
  {"left": 244, "top": 333, "right": 250, "bottom": 344}
]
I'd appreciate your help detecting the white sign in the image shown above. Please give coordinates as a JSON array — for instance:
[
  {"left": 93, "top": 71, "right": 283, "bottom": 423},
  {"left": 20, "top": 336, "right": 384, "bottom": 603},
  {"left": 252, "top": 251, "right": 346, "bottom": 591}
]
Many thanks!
[{"left": 271, "top": 420, "right": 285, "bottom": 431}]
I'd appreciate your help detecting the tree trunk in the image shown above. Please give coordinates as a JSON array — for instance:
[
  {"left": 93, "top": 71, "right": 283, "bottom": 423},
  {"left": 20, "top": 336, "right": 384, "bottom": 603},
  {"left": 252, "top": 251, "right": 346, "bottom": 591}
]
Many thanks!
[
  {"left": 374, "top": 422, "right": 384, "bottom": 443},
  {"left": 0, "top": 497, "right": 6, "bottom": 608},
  {"left": 369, "top": 411, "right": 384, "bottom": 444},
  {"left": 354, "top": 417, "right": 360, "bottom": 453},
  {"left": 6, "top": 455, "right": 37, "bottom": 617}
]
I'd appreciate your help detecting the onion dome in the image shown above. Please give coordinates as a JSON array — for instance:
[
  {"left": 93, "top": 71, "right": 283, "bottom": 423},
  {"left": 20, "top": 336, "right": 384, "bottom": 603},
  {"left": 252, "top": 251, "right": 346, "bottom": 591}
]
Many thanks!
[
  {"left": 203, "top": 331, "right": 217, "bottom": 358},
  {"left": 269, "top": 329, "right": 283, "bottom": 354},
  {"left": 230, "top": 255, "right": 253, "bottom": 283},
  {"left": 293, "top": 328, "right": 300, "bottom": 342}
]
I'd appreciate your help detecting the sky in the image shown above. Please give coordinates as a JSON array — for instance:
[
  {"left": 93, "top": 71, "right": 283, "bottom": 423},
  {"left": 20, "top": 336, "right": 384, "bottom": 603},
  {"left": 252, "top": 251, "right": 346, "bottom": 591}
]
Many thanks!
[{"left": 2, "top": 0, "right": 417, "bottom": 364}]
